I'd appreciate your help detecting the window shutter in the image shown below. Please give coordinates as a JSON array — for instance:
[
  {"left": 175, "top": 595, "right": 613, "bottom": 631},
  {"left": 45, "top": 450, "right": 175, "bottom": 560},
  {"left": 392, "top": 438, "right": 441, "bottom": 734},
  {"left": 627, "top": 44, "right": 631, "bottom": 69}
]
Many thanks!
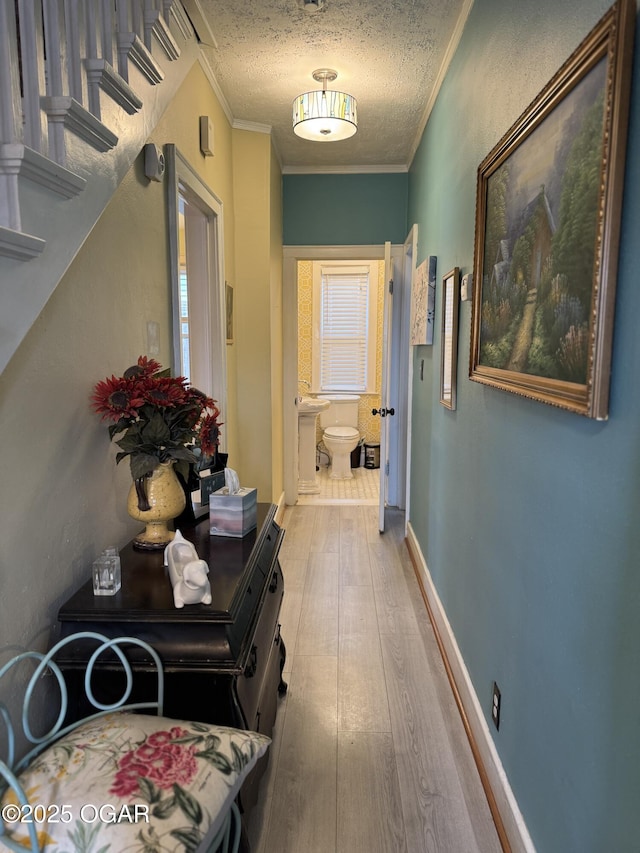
[
  {"left": 320, "top": 269, "right": 369, "bottom": 392},
  {"left": 179, "top": 270, "right": 191, "bottom": 379}
]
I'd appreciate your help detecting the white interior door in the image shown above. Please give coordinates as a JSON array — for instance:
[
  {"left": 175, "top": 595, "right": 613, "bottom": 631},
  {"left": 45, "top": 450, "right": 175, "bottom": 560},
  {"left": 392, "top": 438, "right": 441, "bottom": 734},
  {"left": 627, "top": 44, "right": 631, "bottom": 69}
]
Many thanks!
[
  {"left": 377, "top": 241, "right": 394, "bottom": 532},
  {"left": 402, "top": 225, "right": 418, "bottom": 531}
]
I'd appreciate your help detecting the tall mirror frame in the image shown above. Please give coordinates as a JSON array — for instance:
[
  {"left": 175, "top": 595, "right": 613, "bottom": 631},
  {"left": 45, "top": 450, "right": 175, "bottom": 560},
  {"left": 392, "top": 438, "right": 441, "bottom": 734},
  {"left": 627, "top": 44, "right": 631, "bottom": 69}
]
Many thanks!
[{"left": 165, "top": 144, "right": 227, "bottom": 445}]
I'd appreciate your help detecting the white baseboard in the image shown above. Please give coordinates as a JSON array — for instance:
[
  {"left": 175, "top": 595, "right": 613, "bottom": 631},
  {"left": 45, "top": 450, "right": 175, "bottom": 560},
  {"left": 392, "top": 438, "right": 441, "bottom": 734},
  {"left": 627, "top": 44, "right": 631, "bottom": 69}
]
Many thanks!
[{"left": 406, "top": 522, "right": 536, "bottom": 853}]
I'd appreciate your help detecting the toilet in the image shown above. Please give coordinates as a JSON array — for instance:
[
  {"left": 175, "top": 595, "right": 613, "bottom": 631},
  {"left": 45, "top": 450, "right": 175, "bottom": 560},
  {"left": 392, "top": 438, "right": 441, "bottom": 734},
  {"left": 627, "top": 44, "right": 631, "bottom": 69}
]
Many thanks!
[{"left": 318, "top": 395, "right": 361, "bottom": 479}]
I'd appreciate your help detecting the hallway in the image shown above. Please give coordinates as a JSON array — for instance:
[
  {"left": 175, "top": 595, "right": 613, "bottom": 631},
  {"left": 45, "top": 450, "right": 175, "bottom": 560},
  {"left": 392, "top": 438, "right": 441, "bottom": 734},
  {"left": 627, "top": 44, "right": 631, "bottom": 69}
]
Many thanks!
[{"left": 247, "top": 504, "right": 502, "bottom": 853}]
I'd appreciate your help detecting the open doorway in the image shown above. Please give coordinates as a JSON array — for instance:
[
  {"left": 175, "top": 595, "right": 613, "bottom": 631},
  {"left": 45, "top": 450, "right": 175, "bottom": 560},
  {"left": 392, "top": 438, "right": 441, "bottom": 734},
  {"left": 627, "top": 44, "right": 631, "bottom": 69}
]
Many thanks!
[
  {"left": 297, "top": 257, "right": 383, "bottom": 506},
  {"left": 283, "top": 244, "right": 408, "bottom": 517}
]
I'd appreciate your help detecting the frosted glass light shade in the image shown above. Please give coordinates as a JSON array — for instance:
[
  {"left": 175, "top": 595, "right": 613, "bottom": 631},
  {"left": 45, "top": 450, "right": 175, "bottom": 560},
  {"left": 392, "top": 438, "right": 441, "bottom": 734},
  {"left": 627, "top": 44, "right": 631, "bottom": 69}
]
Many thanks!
[{"left": 292, "top": 89, "right": 357, "bottom": 141}]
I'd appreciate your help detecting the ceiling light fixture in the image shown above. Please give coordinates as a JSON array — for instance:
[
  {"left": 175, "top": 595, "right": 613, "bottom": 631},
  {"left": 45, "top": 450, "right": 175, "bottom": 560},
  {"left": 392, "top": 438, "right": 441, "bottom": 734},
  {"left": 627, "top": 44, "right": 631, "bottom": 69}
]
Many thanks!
[{"left": 292, "top": 69, "right": 357, "bottom": 142}]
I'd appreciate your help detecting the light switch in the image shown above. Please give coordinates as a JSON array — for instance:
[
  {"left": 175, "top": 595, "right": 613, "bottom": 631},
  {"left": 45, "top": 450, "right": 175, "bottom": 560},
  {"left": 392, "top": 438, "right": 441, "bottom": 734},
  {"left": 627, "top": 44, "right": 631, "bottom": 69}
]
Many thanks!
[
  {"left": 461, "top": 273, "right": 473, "bottom": 302},
  {"left": 147, "top": 321, "right": 160, "bottom": 356}
]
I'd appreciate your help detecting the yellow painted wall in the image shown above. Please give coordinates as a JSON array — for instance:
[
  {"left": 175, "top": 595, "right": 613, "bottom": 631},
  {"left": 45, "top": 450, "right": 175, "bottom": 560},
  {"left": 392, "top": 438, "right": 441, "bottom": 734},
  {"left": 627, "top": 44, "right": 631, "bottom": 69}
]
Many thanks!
[
  {"left": 269, "top": 145, "right": 284, "bottom": 500},
  {"left": 297, "top": 259, "right": 383, "bottom": 445},
  {"left": 157, "top": 65, "right": 284, "bottom": 501},
  {"left": 232, "top": 129, "right": 283, "bottom": 501}
]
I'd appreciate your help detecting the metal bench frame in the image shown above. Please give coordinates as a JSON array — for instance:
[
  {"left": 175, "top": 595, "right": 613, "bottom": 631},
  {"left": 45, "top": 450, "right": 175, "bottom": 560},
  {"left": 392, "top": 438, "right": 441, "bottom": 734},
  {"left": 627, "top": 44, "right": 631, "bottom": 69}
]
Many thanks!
[{"left": 0, "top": 631, "right": 241, "bottom": 853}]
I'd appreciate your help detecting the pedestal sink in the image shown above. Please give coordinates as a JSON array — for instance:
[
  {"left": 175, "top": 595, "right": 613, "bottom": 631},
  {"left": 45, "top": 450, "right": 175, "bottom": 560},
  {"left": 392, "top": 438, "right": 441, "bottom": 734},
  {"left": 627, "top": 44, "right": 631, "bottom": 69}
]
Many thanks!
[{"left": 297, "top": 396, "right": 330, "bottom": 494}]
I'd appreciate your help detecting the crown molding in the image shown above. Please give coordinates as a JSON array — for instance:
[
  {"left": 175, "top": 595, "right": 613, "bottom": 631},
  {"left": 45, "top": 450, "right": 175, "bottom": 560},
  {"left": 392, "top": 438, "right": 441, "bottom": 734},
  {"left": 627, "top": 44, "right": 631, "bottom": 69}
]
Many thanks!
[
  {"left": 282, "top": 163, "right": 408, "bottom": 175},
  {"left": 196, "top": 53, "right": 283, "bottom": 165},
  {"left": 232, "top": 119, "right": 272, "bottom": 134},
  {"left": 197, "top": 53, "right": 233, "bottom": 126},
  {"left": 408, "top": 0, "right": 475, "bottom": 168}
]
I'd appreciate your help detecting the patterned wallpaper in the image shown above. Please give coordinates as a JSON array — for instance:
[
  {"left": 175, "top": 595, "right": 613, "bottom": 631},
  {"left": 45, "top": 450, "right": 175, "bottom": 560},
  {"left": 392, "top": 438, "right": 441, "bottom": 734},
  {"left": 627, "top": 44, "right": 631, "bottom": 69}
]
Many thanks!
[{"left": 297, "top": 260, "right": 382, "bottom": 446}]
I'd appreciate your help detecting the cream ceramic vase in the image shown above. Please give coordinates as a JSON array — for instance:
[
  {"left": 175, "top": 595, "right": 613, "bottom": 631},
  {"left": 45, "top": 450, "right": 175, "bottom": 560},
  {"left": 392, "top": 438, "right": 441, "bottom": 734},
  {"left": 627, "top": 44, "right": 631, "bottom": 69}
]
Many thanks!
[{"left": 127, "top": 461, "right": 186, "bottom": 550}]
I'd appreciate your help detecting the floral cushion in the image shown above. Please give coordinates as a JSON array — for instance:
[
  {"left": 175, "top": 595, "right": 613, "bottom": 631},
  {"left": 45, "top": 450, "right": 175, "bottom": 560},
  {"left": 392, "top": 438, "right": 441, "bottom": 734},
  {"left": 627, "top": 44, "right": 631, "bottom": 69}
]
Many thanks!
[{"left": 0, "top": 712, "right": 270, "bottom": 852}]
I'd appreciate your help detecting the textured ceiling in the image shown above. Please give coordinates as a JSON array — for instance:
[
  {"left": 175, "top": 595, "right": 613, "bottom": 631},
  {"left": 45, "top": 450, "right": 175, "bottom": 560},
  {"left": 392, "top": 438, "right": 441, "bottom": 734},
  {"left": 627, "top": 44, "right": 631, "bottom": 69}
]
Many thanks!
[{"left": 193, "top": 0, "right": 470, "bottom": 171}]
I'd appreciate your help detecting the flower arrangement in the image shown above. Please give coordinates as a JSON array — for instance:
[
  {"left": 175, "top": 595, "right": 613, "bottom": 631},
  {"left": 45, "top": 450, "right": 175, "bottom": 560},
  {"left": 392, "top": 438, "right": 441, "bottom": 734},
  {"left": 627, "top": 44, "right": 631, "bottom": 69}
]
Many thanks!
[{"left": 91, "top": 356, "right": 222, "bottom": 484}]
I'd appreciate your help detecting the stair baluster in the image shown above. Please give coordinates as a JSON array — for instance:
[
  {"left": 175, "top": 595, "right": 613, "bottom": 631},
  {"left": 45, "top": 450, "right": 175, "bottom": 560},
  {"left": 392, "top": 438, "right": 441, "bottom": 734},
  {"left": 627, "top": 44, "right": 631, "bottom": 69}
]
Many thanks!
[
  {"left": 0, "top": 0, "right": 199, "bottom": 364},
  {"left": 17, "top": 0, "right": 47, "bottom": 153}
]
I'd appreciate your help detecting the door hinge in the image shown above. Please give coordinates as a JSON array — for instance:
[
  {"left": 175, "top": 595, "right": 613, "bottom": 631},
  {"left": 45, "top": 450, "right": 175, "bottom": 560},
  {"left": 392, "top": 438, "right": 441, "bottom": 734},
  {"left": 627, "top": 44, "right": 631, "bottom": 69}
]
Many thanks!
[
  {"left": 388, "top": 278, "right": 394, "bottom": 294},
  {"left": 385, "top": 461, "right": 389, "bottom": 475}
]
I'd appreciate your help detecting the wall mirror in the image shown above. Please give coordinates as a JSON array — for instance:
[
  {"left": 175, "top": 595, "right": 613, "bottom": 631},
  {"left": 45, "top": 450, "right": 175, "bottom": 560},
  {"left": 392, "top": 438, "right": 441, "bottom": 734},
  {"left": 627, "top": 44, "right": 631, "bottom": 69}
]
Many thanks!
[
  {"left": 440, "top": 267, "right": 460, "bottom": 410},
  {"left": 166, "top": 145, "right": 228, "bottom": 517},
  {"left": 165, "top": 145, "right": 227, "bottom": 428}
]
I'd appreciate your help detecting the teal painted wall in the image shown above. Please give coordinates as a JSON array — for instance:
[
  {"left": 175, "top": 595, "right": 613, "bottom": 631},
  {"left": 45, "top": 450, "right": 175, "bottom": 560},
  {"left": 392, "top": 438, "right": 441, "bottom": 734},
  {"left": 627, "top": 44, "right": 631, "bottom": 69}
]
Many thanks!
[
  {"left": 407, "top": 0, "right": 640, "bottom": 851},
  {"left": 282, "top": 173, "right": 408, "bottom": 244}
]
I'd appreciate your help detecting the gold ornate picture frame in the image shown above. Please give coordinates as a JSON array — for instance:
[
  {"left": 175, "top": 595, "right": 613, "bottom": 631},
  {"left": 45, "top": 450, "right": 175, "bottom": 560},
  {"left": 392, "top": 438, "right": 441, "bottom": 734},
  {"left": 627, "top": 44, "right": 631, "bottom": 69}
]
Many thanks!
[{"left": 469, "top": 0, "right": 635, "bottom": 419}]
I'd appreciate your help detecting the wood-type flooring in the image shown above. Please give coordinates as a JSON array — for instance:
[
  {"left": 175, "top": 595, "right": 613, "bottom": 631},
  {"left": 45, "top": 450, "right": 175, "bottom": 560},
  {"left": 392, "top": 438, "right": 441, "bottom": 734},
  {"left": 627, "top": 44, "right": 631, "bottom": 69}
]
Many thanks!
[{"left": 247, "top": 504, "right": 502, "bottom": 853}]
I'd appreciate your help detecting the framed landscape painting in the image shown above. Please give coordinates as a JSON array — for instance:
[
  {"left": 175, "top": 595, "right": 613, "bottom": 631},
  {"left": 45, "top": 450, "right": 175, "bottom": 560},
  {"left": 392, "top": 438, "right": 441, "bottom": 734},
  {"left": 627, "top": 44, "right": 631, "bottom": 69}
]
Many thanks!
[{"left": 469, "top": 0, "right": 635, "bottom": 419}]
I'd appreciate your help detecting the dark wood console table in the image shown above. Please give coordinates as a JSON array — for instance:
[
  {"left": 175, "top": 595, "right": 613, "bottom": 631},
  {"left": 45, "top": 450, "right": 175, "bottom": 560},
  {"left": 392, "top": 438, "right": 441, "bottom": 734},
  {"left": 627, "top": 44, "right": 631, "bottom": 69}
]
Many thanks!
[{"left": 56, "top": 503, "right": 286, "bottom": 814}]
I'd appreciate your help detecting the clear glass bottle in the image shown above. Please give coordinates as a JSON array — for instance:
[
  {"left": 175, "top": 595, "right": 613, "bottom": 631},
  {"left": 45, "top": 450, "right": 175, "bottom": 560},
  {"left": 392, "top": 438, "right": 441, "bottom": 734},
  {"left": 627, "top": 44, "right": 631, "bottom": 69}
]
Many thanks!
[{"left": 92, "top": 546, "right": 121, "bottom": 595}]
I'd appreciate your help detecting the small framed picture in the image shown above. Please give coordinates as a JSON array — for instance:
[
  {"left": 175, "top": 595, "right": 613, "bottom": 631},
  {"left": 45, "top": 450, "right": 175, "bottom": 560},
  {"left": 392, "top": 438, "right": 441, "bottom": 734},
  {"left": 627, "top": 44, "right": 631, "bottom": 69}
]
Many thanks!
[
  {"left": 440, "top": 268, "right": 460, "bottom": 410},
  {"left": 411, "top": 256, "right": 437, "bottom": 345},
  {"left": 226, "top": 282, "right": 233, "bottom": 344}
]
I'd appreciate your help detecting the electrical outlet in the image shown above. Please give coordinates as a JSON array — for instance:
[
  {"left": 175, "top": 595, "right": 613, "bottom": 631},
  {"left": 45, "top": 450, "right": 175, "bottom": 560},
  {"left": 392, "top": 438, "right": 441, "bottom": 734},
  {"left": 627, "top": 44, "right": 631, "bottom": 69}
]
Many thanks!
[{"left": 491, "top": 682, "right": 501, "bottom": 730}]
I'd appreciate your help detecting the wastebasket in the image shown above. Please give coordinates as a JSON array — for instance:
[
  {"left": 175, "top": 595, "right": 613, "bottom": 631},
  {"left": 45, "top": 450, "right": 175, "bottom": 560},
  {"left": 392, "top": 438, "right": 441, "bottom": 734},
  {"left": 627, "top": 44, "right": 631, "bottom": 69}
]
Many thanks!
[
  {"left": 350, "top": 443, "right": 362, "bottom": 468},
  {"left": 364, "top": 443, "right": 380, "bottom": 469}
]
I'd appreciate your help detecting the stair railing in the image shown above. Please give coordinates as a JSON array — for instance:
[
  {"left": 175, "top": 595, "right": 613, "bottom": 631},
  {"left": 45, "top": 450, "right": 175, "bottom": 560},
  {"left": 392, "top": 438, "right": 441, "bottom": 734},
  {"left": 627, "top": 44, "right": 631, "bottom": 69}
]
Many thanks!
[{"left": 0, "top": 0, "right": 189, "bottom": 257}]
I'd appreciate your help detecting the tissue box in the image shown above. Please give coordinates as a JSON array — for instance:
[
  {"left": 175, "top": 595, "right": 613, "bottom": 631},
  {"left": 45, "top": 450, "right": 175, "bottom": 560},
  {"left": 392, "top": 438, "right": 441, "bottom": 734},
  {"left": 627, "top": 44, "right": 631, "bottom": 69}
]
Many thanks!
[{"left": 209, "top": 487, "right": 257, "bottom": 538}]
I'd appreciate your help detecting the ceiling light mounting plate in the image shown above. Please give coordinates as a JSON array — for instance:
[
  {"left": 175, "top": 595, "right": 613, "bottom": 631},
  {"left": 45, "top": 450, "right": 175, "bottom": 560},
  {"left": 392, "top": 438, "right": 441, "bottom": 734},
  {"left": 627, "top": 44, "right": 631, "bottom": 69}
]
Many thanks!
[
  {"left": 312, "top": 69, "right": 337, "bottom": 86},
  {"left": 299, "top": 0, "right": 325, "bottom": 12}
]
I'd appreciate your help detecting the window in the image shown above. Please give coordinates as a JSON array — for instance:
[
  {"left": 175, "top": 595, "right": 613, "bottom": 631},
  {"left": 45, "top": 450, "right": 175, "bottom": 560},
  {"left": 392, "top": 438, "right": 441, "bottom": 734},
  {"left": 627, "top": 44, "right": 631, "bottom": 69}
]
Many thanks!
[
  {"left": 312, "top": 261, "right": 378, "bottom": 393},
  {"left": 178, "top": 203, "right": 191, "bottom": 381}
]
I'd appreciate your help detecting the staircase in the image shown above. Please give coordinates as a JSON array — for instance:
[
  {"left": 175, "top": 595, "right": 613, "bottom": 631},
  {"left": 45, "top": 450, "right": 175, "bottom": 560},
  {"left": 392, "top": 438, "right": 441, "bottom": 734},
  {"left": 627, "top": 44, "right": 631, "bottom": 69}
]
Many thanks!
[{"left": 0, "top": 0, "right": 201, "bottom": 374}]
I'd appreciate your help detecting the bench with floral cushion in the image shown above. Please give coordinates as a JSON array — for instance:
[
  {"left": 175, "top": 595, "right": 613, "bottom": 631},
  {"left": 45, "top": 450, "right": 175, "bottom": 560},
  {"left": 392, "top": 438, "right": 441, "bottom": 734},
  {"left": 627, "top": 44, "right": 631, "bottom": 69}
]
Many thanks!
[{"left": 0, "top": 632, "right": 270, "bottom": 853}]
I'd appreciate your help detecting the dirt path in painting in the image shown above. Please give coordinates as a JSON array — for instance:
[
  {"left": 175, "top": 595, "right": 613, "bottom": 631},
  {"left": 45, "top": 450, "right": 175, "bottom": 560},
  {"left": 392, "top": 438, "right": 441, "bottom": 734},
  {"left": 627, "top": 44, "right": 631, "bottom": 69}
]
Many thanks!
[{"left": 507, "top": 287, "right": 537, "bottom": 373}]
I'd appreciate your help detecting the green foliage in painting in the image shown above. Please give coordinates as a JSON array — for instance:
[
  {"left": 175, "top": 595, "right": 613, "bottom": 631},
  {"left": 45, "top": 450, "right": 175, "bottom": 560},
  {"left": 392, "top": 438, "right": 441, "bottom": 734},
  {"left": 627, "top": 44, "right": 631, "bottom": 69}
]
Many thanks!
[{"left": 479, "top": 91, "right": 605, "bottom": 384}]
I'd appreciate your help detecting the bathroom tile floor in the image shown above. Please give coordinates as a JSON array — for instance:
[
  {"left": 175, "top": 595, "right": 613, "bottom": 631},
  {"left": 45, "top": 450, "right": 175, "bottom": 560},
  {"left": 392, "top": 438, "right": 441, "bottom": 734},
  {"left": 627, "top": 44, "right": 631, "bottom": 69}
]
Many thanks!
[{"left": 296, "top": 464, "right": 379, "bottom": 505}]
